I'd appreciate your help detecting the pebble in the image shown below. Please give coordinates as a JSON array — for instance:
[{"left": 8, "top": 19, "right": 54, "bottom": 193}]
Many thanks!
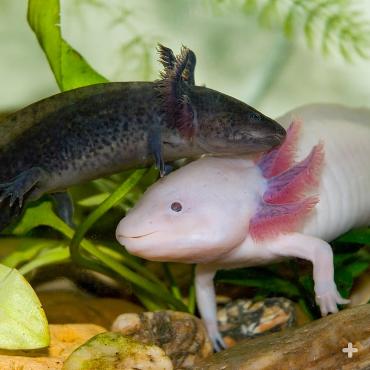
[
  {"left": 63, "top": 332, "right": 173, "bottom": 370},
  {"left": 217, "top": 297, "right": 296, "bottom": 346},
  {"left": 112, "top": 310, "right": 213, "bottom": 369}
]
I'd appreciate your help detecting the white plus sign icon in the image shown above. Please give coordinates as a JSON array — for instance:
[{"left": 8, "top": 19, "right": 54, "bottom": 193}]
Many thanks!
[{"left": 342, "top": 342, "right": 358, "bottom": 358}]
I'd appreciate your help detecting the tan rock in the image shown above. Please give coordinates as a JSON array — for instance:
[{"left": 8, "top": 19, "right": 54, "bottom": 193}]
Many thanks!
[
  {"left": 38, "top": 290, "right": 143, "bottom": 328},
  {"left": 196, "top": 304, "right": 370, "bottom": 370},
  {"left": 112, "top": 310, "right": 213, "bottom": 369},
  {"left": 0, "top": 324, "right": 105, "bottom": 370}
]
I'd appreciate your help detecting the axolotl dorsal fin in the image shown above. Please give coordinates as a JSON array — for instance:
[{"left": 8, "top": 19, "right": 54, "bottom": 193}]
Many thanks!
[
  {"left": 156, "top": 44, "right": 197, "bottom": 139},
  {"left": 250, "top": 120, "right": 325, "bottom": 241}
]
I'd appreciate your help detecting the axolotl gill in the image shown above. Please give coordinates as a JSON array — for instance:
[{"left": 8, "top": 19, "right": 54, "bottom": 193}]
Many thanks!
[
  {"left": 116, "top": 103, "right": 370, "bottom": 350},
  {"left": 0, "top": 45, "right": 285, "bottom": 231}
]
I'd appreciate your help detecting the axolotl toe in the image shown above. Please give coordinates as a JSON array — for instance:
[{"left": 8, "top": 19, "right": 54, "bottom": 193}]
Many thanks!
[{"left": 116, "top": 103, "right": 370, "bottom": 350}]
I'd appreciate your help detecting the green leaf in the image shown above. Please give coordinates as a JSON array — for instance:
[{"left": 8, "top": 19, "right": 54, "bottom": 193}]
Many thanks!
[
  {"left": 283, "top": 6, "right": 296, "bottom": 37},
  {"left": 334, "top": 268, "right": 353, "bottom": 297},
  {"left": 344, "top": 260, "right": 370, "bottom": 278},
  {"left": 78, "top": 193, "right": 110, "bottom": 207},
  {"left": 335, "top": 227, "right": 370, "bottom": 244},
  {"left": 0, "top": 264, "right": 49, "bottom": 349},
  {"left": 1, "top": 239, "right": 60, "bottom": 268},
  {"left": 27, "top": 0, "right": 107, "bottom": 91},
  {"left": 242, "top": 0, "right": 258, "bottom": 13},
  {"left": 216, "top": 268, "right": 300, "bottom": 297},
  {"left": 235, "top": 0, "right": 370, "bottom": 61},
  {"left": 11, "top": 201, "right": 68, "bottom": 236},
  {"left": 18, "top": 245, "right": 70, "bottom": 275},
  {"left": 259, "top": 0, "right": 279, "bottom": 28}
]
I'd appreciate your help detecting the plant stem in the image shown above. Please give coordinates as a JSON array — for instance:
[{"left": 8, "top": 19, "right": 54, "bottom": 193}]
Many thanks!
[
  {"left": 70, "top": 169, "right": 147, "bottom": 263},
  {"left": 66, "top": 168, "right": 188, "bottom": 311},
  {"left": 163, "top": 263, "right": 183, "bottom": 301},
  {"left": 248, "top": 35, "right": 293, "bottom": 107}
]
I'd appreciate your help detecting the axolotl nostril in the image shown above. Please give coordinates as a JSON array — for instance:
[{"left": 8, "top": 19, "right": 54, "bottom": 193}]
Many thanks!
[
  {"left": 116, "top": 103, "right": 370, "bottom": 350},
  {"left": 0, "top": 44, "right": 284, "bottom": 231}
]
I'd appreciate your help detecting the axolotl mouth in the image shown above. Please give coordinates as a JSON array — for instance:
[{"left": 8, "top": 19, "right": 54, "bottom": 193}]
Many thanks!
[{"left": 116, "top": 231, "right": 157, "bottom": 240}]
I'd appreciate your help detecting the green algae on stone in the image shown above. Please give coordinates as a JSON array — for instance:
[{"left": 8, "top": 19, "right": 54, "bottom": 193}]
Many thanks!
[{"left": 62, "top": 331, "right": 173, "bottom": 370}]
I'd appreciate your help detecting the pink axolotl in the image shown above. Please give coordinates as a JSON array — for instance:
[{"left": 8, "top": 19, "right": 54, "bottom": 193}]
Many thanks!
[{"left": 116, "top": 103, "right": 370, "bottom": 350}]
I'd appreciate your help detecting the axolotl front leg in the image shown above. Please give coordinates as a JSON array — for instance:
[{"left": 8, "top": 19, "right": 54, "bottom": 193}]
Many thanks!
[
  {"left": 195, "top": 232, "right": 349, "bottom": 350},
  {"left": 266, "top": 233, "right": 349, "bottom": 313},
  {"left": 195, "top": 264, "right": 226, "bottom": 351}
]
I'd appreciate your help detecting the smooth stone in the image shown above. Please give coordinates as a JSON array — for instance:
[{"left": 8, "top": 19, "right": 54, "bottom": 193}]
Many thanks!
[
  {"left": 37, "top": 290, "right": 143, "bottom": 328},
  {"left": 63, "top": 331, "right": 173, "bottom": 370},
  {"left": 112, "top": 310, "right": 213, "bottom": 369},
  {"left": 0, "top": 324, "right": 105, "bottom": 370},
  {"left": 196, "top": 304, "right": 370, "bottom": 369},
  {"left": 217, "top": 297, "right": 296, "bottom": 347}
]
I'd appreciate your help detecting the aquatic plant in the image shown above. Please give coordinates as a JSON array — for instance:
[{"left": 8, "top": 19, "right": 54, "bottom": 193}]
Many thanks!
[
  {"left": 0, "top": 0, "right": 369, "bottom": 348},
  {"left": 207, "top": 0, "right": 370, "bottom": 61}
]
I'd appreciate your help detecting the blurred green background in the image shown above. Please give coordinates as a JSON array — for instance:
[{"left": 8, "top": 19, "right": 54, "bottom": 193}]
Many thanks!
[{"left": 1, "top": 0, "right": 370, "bottom": 117}]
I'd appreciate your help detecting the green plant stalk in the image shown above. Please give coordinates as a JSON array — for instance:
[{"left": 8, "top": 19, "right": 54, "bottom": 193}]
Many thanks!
[
  {"left": 69, "top": 169, "right": 146, "bottom": 265},
  {"left": 135, "top": 288, "right": 167, "bottom": 311},
  {"left": 248, "top": 35, "right": 292, "bottom": 106},
  {"left": 188, "top": 284, "right": 196, "bottom": 315},
  {"left": 163, "top": 263, "right": 183, "bottom": 301},
  {"left": 1, "top": 240, "right": 59, "bottom": 268},
  {"left": 18, "top": 245, "right": 69, "bottom": 275},
  {"left": 66, "top": 169, "right": 187, "bottom": 311},
  {"left": 83, "top": 241, "right": 188, "bottom": 310},
  {"left": 52, "top": 218, "right": 187, "bottom": 310},
  {"left": 298, "top": 298, "right": 314, "bottom": 321},
  {"left": 99, "top": 245, "right": 165, "bottom": 286}
]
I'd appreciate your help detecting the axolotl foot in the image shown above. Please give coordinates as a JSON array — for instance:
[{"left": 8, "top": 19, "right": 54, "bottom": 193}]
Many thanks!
[
  {"left": 208, "top": 328, "right": 227, "bottom": 352},
  {"left": 266, "top": 233, "right": 350, "bottom": 316},
  {"left": 315, "top": 282, "right": 350, "bottom": 316},
  {"left": 0, "top": 167, "right": 46, "bottom": 208}
]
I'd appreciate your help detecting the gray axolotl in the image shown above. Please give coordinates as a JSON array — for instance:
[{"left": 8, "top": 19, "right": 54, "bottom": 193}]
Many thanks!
[
  {"left": 0, "top": 45, "right": 285, "bottom": 231},
  {"left": 116, "top": 103, "right": 370, "bottom": 350}
]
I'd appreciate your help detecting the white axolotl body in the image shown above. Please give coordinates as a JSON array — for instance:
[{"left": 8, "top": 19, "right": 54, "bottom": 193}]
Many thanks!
[{"left": 116, "top": 104, "right": 370, "bottom": 350}]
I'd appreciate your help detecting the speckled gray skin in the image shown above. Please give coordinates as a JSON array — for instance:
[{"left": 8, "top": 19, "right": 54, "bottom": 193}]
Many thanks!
[
  {"left": 0, "top": 81, "right": 283, "bottom": 186},
  {"left": 0, "top": 80, "right": 285, "bottom": 229},
  {"left": 0, "top": 83, "right": 161, "bottom": 188}
]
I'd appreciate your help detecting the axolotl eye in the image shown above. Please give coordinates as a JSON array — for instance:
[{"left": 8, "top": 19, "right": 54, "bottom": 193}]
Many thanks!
[
  {"left": 248, "top": 111, "right": 261, "bottom": 122},
  {"left": 170, "top": 202, "right": 182, "bottom": 212}
]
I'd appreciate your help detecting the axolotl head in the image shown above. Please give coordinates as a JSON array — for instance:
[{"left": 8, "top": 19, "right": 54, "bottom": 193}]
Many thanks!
[
  {"left": 190, "top": 87, "right": 286, "bottom": 155},
  {"left": 116, "top": 157, "right": 262, "bottom": 264}
]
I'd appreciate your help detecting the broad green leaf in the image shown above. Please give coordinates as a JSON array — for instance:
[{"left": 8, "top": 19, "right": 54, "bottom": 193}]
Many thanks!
[
  {"left": 1, "top": 239, "right": 60, "bottom": 268},
  {"left": 0, "top": 264, "right": 49, "bottom": 349},
  {"left": 27, "top": 0, "right": 108, "bottom": 91},
  {"left": 11, "top": 201, "right": 69, "bottom": 236},
  {"left": 18, "top": 245, "right": 70, "bottom": 275}
]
